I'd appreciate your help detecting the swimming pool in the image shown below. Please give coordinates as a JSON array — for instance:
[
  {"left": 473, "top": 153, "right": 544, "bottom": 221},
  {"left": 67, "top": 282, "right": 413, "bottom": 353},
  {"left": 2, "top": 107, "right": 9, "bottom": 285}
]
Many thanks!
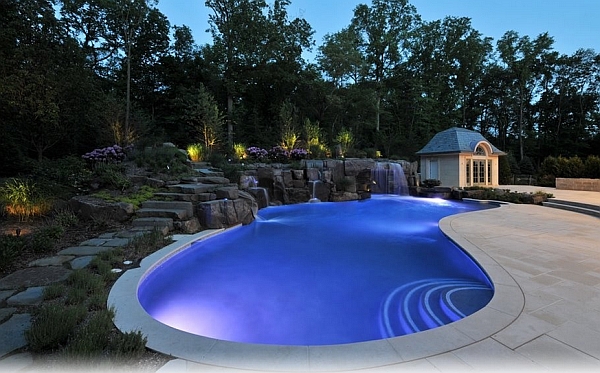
[{"left": 138, "top": 195, "right": 495, "bottom": 346}]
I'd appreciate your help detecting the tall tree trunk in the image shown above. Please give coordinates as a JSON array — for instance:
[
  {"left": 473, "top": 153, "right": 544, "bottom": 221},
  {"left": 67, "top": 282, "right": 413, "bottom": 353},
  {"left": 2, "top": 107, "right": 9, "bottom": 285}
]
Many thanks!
[
  {"left": 126, "top": 38, "right": 131, "bottom": 146},
  {"left": 227, "top": 94, "right": 234, "bottom": 148}
]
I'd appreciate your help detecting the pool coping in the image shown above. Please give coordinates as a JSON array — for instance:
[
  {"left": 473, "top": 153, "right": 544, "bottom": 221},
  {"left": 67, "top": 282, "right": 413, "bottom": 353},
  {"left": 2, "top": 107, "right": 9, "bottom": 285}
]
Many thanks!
[{"left": 108, "top": 203, "right": 524, "bottom": 372}]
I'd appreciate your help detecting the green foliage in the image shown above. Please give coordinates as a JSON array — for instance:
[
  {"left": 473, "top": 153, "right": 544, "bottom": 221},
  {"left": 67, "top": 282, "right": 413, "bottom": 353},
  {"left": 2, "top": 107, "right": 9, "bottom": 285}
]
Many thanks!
[
  {"left": 125, "top": 229, "right": 172, "bottom": 260},
  {"left": 186, "top": 143, "right": 205, "bottom": 162},
  {"left": 498, "top": 155, "right": 512, "bottom": 184},
  {"left": 92, "top": 185, "right": 157, "bottom": 209},
  {"left": 585, "top": 155, "right": 600, "bottom": 179},
  {"left": 207, "top": 151, "right": 228, "bottom": 168},
  {"left": 308, "top": 143, "right": 330, "bottom": 159},
  {"left": 93, "top": 163, "right": 132, "bottom": 190},
  {"left": 28, "top": 156, "right": 93, "bottom": 195},
  {"left": 0, "top": 178, "right": 52, "bottom": 221},
  {"left": 539, "top": 156, "right": 559, "bottom": 176},
  {"left": 28, "top": 225, "right": 65, "bottom": 253},
  {"left": 0, "top": 234, "right": 25, "bottom": 271},
  {"left": 232, "top": 143, "right": 246, "bottom": 161},
  {"left": 303, "top": 119, "right": 323, "bottom": 148},
  {"left": 335, "top": 127, "right": 354, "bottom": 156},
  {"left": 363, "top": 148, "right": 381, "bottom": 158},
  {"left": 539, "top": 155, "right": 600, "bottom": 180},
  {"left": 66, "top": 309, "right": 114, "bottom": 356},
  {"left": 220, "top": 163, "right": 244, "bottom": 185},
  {"left": 518, "top": 156, "right": 535, "bottom": 175},
  {"left": 422, "top": 179, "right": 441, "bottom": 188},
  {"left": 112, "top": 330, "right": 148, "bottom": 358},
  {"left": 506, "top": 153, "right": 520, "bottom": 175},
  {"left": 463, "top": 188, "right": 552, "bottom": 205},
  {"left": 43, "top": 284, "right": 66, "bottom": 300},
  {"left": 53, "top": 208, "right": 79, "bottom": 228},
  {"left": 279, "top": 101, "right": 299, "bottom": 151},
  {"left": 26, "top": 303, "right": 87, "bottom": 352},
  {"left": 132, "top": 146, "right": 191, "bottom": 176}
]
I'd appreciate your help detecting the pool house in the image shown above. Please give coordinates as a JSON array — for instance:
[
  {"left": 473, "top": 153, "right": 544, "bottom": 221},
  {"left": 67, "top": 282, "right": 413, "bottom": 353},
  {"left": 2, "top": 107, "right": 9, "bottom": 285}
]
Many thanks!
[{"left": 416, "top": 127, "right": 506, "bottom": 188}]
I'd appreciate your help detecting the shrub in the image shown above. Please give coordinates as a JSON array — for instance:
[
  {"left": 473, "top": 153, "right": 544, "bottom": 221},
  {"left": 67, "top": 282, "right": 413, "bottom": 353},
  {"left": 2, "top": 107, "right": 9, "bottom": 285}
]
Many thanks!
[
  {"left": 1, "top": 178, "right": 52, "bottom": 221},
  {"left": 290, "top": 148, "right": 308, "bottom": 160},
  {"left": 26, "top": 303, "right": 87, "bottom": 352},
  {"left": 66, "top": 269, "right": 105, "bottom": 295},
  {"left": 29, "top": 156, "right": 93, "bottom": 193},
  {"left": 498, "top": 154, "right": 512, "bottom": 185},
  {"left": 186, "top": 143, "right": 205, "bottom": 162},
  {"left": 112, "top": 330, "right": 148, "bottom": 358},
  {"left": 308, "top": 143, "right": 330, "bottom": 159},
  {"left": 335, "top": 127, "right": 354, "bottom": 156},
  {"left": 92, "top": 185, "right": 157, "bottom": 209},
  {"left": 133, "top": 146, "right": 191, "bottom": 176},
  {"left": 269, "top": 146, "right": 289, "bottom": 162},
  {"left": 94, "top": 163, "right": 132, "bottom": 190},
  {"left": 506, "top": 153, "right": 520, "bottom": 174},
  {"left": 246, "top": 146, "right": 268, "bottom": 160},
  {"left": 422, "top": 179, "right": 441, "bottom": 188},
  {"left": 0, "top": 234, "right": 24, "bottom": 271},
  {"left": 82, "top": 145, "right": 127, "bottom": 166},
  {"left": 28, "top": 225, "right": 65, "bottom": 253},
  {"left": 53, "top": 208, "right": 79, "bottom": 228},
  {"left": 232, "top": 143, "right": 246, "bottom": 161},
  {"left": 518, "top": 156, "right": 535, "bottom": 175},
  {"left": 66, "top": 309, "right": 114, "bottom": 356},
  {"left": 43, "top": 284, "right": 66, "bottom": 300},
  {"left": 364, "top": 148, "right": 380, "bottom": 159},
  {"left": 585, "top": 155, "right": 600, "bottom": 179}
]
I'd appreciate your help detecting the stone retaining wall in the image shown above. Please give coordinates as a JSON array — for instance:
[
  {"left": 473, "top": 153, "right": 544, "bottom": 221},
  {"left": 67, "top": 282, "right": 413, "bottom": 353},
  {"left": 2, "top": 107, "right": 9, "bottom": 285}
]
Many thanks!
[{"left": 556, "top": 178, "right": 600, "bottom": 192}]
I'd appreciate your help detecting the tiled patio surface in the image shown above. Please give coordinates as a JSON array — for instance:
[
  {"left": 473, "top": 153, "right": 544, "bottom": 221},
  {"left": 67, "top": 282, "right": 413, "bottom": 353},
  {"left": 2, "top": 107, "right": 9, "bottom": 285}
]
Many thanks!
[{"left": 109, "top": 186, "right": 600, "bottom": 372}]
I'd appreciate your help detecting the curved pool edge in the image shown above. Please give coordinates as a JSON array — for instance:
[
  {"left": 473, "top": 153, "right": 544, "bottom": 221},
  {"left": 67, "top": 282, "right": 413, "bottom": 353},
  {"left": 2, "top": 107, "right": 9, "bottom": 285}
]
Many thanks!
[{"left": 108, "top": 204, "right": 525, "bottom": 372}]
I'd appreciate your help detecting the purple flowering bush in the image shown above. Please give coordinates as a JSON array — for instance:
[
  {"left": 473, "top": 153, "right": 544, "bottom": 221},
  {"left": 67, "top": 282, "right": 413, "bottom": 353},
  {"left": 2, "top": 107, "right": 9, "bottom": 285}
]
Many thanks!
[
  {"left": 82, "top": 145, "right": 127, "bottom": 166},
  {"left": 290, "top": 148, "right": 308, "bottom": 160},
  {"left": 268, "top": 146, "right": 289, "bottom": 162},
  {"left": 246, "top": 146, "right": 268, "bottom": 160}
]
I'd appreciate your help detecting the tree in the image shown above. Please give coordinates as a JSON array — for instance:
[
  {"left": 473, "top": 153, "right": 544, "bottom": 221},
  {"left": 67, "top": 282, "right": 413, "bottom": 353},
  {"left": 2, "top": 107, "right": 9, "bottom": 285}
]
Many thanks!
[
  {"left": 205, "top": 0, "right": 313, "bottom": 147},
  {"left": 176, "top": 85, "right": 224, "bottom": 153},
  {"left": 496, "top": 31, "right": 555, "bottom": 160},
  {"left": 0, "top": 0, "right": 95, "bottom": 160},
  {"left": 317, "top": 27, "right": 365, "bottom": 87},
  {"left": 350, "top": 0, "right": 419, "bottom": 132}
]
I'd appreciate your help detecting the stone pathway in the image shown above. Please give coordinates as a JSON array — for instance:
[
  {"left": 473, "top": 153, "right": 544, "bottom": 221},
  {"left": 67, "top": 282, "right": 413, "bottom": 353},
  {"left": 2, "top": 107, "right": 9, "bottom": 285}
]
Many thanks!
[{"left": 0, "top": 227, "right": 159, "bottom": 371}]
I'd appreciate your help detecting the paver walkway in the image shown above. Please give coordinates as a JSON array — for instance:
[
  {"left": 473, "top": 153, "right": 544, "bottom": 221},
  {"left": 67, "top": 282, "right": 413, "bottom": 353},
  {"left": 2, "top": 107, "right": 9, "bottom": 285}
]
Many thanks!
[{"left": 0, "top": 228, "right": 157, "bottom": 370}]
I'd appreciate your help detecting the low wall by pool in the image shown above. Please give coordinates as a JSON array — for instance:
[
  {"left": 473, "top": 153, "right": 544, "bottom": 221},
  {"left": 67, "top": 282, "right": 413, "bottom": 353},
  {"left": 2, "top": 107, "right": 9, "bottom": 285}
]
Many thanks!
[{"left": 556, "top": 178, "right": 600, "bottom": 192}]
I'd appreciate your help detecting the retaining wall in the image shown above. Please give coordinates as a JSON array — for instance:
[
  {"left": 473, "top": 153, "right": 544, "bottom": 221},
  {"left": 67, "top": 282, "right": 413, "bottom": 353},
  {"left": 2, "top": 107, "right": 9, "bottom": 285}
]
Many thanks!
[{"left": 556, "top": 178, "right": 600, "bottom": 192}]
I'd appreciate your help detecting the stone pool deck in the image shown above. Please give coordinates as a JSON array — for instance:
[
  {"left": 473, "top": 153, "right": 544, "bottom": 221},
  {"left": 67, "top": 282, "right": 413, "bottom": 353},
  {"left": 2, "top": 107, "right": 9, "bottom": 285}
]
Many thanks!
[{"left": 1, "top": 185, "right": 599, "bottom": 372}]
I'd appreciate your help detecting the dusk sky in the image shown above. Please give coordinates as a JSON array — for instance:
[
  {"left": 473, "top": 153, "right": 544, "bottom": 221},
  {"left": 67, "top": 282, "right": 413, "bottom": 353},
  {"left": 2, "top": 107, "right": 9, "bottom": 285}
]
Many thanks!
[{"left": 157, "top": 0, "right": 600, "bottom": 60}]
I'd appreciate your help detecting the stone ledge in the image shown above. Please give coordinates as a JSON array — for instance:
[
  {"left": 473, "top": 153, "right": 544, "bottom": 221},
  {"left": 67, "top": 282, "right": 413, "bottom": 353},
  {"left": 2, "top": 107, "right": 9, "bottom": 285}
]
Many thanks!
[{"left": 556, "top": 178, "right": 600, "bottom": 192}]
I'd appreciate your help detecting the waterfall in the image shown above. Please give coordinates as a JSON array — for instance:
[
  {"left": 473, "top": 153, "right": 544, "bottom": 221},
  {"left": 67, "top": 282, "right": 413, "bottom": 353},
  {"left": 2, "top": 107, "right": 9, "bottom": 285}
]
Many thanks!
[
  {"left": 244, "top": 175, "right": 270, "bottom": 207},
  {"left": 308, "top": 180, "right": 322, "bottom": 203},
  {"left": 371, "top": 162, "right": 409, "bottom": 196}
]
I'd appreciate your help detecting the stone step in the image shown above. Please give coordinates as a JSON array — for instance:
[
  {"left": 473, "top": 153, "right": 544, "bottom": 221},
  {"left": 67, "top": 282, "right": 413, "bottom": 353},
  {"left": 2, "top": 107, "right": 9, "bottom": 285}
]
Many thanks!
[
  {"left": 136, "top": 208, "right": 192, "bottom": 221},
  {"left": 129, "top": 225, "right": 171, "bottom": 236},
  {"left": 167, "top": 184, "right": 220, "bottom": 194},
  {"left": 132, "top": 217, "right": 174, "bottom": 231},
  {"left": 542, "top": 200, "right": 600, "bottom": 218},
  {"left": 141, "top": 201, "right": 194, "bottom": 216},
  {"left": 192, "top": 168, "right": 225, "bottom": 177},
  {"left": 153, "top": 192, "right": 216, "bottom": 202}
]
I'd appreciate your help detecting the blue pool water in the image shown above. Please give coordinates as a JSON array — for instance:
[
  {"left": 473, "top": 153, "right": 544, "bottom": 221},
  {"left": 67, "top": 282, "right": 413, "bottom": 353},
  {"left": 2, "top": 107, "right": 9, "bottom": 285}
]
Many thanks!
[{"left": 138, "top": 195, "right": 495, "bottom": 346}]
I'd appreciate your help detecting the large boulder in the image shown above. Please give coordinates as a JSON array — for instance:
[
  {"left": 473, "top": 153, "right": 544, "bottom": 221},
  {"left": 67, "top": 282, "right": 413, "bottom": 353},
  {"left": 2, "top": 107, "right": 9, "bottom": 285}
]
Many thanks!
[
  {"left": 68, "top": 196, "right": 134, "bottom": 222},
  {"left": 196, "top": 198, "right": 254, "bottom": 229}
]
